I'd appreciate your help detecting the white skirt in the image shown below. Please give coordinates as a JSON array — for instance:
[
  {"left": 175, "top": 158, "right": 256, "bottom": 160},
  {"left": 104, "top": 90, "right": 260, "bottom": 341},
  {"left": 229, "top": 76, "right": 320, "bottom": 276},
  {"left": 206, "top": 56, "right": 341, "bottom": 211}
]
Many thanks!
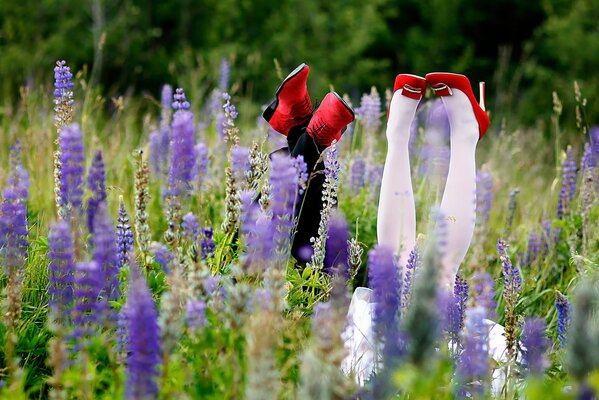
[{"left": 341, "top": 287, "right": 513, "bottom": 395}]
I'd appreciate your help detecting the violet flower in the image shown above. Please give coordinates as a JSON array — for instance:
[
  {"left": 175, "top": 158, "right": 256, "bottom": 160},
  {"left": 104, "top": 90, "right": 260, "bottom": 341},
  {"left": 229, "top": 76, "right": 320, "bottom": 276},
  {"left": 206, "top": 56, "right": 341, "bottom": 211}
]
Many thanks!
[
  {"left": 475, "top": 170, "right": 493, "bottom": 226},
  {"left": 93, "top": 202, "right": 120, "bottom": 301},
  {"left": 368, "top": 245, "right": 401, "bottom": 337},
  {"left": 59, "top": 124, "right": 85, "bottom": 212},
  {"left": 270, "top": 154, "right": 301, "bottom": 252},
  {"left": 116, "top": 197, "right": 134, "bottom": 268},
  {"left": 350, "top": 156, "right": 366, "bottom": 191},
  {"left": 0, "top": 146, "right": 29, "bottom": 276},
  {"left": 457, "top": 306, "right": 490, "bottom": 397},
  {"left": 186, "top": 300, "right": 207, "bottom": 331},
  {"left": 72, "top": 261, "right": 106, "bottom": 345},
  {"left": 125, "top": 264, "right": 161, "bottom": 400},
  {"left": 521, "top": 318, "right": 550, "bottom": 376},
  {"left": 172, "top": 87, "right": 191, "bottom": 110},
  {"left": 87, "top": 150, "right": 106, "bottom": 233},
  {"left": 219, "top": 58, "right": 230, "bottom": 91},
  {"left": 182, "top": 212, "right": 200, "bottom": 242},
  {"left": 168, "top": 109, "right": 196, "bottom": 198},
  {"left": 152, "top": 242, "right": 173, "bottom": 274},
  {"left": 472, "top": 272, "right": 497, "bottom": 320},
  {"left": 53, "top": 60, "right": 74, "bottom": 129},
  {"left": 48, "top": 221, "right": 75, "bottom": 325},
  {"left": 323, "top": 210, "right": 349, "bottom": 279},
  {"left": 200, "top": 227, "right": 215, "bottom": 260},
  {"left": 194, "top": 142, "right": 209, "bottom": 192},
  {"left": 555, "top": 291, "right": 571, "bottom": 347}
]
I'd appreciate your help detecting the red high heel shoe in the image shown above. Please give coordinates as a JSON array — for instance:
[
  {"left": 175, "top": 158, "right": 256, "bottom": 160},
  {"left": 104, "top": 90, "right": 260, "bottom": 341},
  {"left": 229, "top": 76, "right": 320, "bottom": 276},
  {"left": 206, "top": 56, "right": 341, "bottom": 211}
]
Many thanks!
[
  {"left": 425, "top": 72, "right": 489, "bottom": 139},
  {"left": 387, "top": 74, "right": 427, "bottom": 119}
]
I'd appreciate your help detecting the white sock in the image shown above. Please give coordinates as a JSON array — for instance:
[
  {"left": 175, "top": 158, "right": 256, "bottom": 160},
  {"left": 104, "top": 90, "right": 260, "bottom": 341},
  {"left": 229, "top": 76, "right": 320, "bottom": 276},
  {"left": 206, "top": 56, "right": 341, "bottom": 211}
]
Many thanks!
[
  {"left": 438, "top": 89, "right": 479, "bottom": 288},
  {"left": 377, "top": 90, "right": 420, "bottom": 263}
]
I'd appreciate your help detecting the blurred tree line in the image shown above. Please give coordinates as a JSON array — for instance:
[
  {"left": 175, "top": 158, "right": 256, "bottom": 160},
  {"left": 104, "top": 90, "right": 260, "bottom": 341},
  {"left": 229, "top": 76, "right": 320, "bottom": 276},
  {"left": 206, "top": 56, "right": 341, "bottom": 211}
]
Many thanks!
[{"left": 0, "top": 0, "right": 597, "bottom": 127}]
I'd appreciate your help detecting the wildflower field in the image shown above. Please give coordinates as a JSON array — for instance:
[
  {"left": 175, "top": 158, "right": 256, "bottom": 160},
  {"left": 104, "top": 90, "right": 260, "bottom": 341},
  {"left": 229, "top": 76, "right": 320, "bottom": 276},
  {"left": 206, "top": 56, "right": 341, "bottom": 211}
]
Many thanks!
[{"left": 0, "top": 59, "right": 598, "bottom": 400}]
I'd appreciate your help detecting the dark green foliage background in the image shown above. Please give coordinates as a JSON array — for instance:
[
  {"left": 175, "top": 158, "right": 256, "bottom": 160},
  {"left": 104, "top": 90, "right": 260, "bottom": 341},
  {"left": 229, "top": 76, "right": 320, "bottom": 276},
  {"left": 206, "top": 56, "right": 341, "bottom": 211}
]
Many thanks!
[{"left": 0, "top": 0, "right": 598, "bottom": 125}]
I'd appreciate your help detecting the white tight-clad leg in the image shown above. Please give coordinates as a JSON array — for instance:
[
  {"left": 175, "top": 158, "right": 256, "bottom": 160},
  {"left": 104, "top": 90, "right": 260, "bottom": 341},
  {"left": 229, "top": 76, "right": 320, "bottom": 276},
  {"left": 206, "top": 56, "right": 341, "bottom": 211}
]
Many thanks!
[
  {"left": 438, "top": 90, "right": 479, "bottom": 288},
  {"left": 377, "top": 90, "right": 419, "bottom": 263}
]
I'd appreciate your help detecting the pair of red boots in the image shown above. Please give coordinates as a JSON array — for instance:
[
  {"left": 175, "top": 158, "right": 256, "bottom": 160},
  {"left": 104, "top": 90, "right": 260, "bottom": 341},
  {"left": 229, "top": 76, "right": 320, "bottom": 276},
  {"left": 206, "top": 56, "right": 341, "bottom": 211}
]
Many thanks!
[
  {"left": 262, "top": 63, "right": 354, "bottom": 147},
  {"left": 392, "top": 73, "right": 490, "bottom": 139},
  {"left": 263, "top": 64, "right": 490, "bottom": 142}
]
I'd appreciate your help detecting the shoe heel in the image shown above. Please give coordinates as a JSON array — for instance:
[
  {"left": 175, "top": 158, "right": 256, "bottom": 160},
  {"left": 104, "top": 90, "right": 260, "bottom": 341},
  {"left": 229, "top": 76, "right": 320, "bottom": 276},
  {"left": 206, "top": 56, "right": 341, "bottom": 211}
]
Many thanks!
[{"left": 479, "top": 82, "right": 486, "bottom": 112}]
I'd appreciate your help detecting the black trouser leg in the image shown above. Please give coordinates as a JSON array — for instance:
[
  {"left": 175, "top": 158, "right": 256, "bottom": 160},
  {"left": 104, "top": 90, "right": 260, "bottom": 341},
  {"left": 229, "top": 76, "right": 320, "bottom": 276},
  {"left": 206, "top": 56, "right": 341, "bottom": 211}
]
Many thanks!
[{"left": 287, "top": 126, "right": 328, "bottom": 263}]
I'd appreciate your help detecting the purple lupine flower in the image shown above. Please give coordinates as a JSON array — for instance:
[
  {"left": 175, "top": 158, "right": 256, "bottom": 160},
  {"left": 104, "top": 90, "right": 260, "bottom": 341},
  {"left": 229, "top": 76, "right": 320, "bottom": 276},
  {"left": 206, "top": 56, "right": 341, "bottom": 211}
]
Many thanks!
[
  {"left": 125, "top": 264, "right": 161, "bottom": 400},
  {"left": 194, "top": 142, "right": 209, "bottom": 192},
  {"left": 241, "top": 193, "right": 275, "bottom": 268},
  {"left": 186, "top": 300, "right": 207, "bottom": 331},
  {"left": 59, "top": 124, "right": 85, "bottom": 212},
  {"left": 524, "top": 230, "right": 542, "bottom": 267},
  {"left": 350, "top": 156, "right": 366, "bottom": 191},
  {"left": 149, "top": 85, "right": 174, "bottom": 178},
  {"left": 475, "top": 170, "right": 493, "bottom": 226},
  {"left": 215, "top": 109, "right": 226, "bottom": 138},
  {"left": 93, "top": 202, "right": 120, "bottom": 301},
  {"left": 219, "top": 58, "right": 230, "bottom": 91},
  {"left": 231, "top": 145, "right": 250, "bottom": 183},
  {"left": 580, "top": 142, "right": 596, "bottom": 171},
  {"left": 149, "top": 130, "right": 164, "bottom": 177},
  {"left": 323, "top": 210, "right": 349, "bottom": 279},
  {"left": 269, "top": 154, "right": 301, "bottom": 251},
  {"left": 425, "top": 99, "right": 450, "bottom": 142},
  {"left": 48, "top": 221, "right": 75, "bottom": 324},
  {"left": 222, "top": 92, "right": 239, "bottom": 142},
  {"left": 555, "top": 291, "right": 571, "bottom": 347},
  {"left": 498, "top": 239, "right": 522, "bottom": 295},
  {"left": 182, "top": 212, "right": 200, "bottom": 242},
  {"left": 72, "top": 261, "right": 106, "bottom": 345},
  {"left": 87, "top": 150, "right": 106, "bottom": 233},
  {"left": 472, "top": 272, "right": 497, "bottom": 319},
  {"left": 542, "top": 218, "right": 561, "bottom": 250},
  {"left": 151, "top": 242, "right": 173, "bottom": 274},
  {"left": 432, "top": 208, "right": 448, "bottom": 256},
  {"left": 368, "top": 245, "right": 401, "bottom": 335},
  {"left": 116, "top": 198, "right": 134, "bottom": 268},
  {"left": 53, "top": 60, "right": 75, "bottom": 128},
  {"left": 457, "top": 306, "right": 489, "bottom": 396},
  {"left": 293, "top": 155, "right": 308, "bottom": 195},
  {"left": 8, "top": 144, "right": 29, "bottom": 200},
  {"left": 357, "top": 87, "right": 381, "bottom": 132},
  {"left": 172, "top": 87, "right": 191, "bottom": 111},
  {"left": 0, "top": 147, "right": 29, "bottom": 276},
  {"left": 200, "top": 227, "right": 215, "bottom": 260},
  {"left": 521, "top": 318, "right": 550, "bottom": 376},
  {"left": 557, "top": 147, "right": 577, "bottom": 218},
  {"left": 116, "top": 301, "right": 129, "bottom": 361},
  {"left": 402, "top": 247, "right": 419, "bottom": 309},
  {"left": 168, "top": 109, "right": 196, "bottom": 197},
  {"left": 446, "top": 274, "right": 469, "bottom": 346}
]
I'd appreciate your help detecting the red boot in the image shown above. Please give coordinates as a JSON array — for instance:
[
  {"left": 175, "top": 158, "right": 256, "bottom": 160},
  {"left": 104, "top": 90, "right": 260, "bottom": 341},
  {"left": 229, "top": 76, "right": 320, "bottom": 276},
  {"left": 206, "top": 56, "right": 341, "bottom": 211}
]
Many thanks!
[
  {"left": 307, "top": 92, "right": 355, "bottom": 147},
  {"left": 263, "top": 63, "right": 313, "bottom": 136}
]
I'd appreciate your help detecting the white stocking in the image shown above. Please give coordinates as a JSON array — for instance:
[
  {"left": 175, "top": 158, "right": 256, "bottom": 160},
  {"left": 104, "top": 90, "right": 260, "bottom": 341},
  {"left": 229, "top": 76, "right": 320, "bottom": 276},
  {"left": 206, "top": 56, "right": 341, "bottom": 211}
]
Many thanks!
[
  {"left": 377, "top": 90, "right": 419, "bottom": 263},
  {"left": 438, "top": 90, "right": 479, "bottom": 288}
]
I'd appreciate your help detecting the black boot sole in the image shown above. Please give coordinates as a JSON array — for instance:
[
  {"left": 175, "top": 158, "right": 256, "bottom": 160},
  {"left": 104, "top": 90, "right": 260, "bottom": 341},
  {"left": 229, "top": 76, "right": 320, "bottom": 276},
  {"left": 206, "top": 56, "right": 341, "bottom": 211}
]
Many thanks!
[
  {"left": 332, "top": 91, "right": 355, "bottom": 119},
  {"left": 262, "top": 63, "right": 308, "bottom": 122}
]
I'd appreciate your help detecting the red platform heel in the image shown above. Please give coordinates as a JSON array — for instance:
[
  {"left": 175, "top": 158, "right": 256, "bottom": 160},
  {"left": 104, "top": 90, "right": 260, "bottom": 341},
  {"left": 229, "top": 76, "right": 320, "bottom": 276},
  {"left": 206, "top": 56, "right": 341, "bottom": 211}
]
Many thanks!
[
  {"left": 387, "top": 74, "right": 427, "bottom": 119},
  {"left": 425, "top": 72, "right": 490, "bottom": 139}
]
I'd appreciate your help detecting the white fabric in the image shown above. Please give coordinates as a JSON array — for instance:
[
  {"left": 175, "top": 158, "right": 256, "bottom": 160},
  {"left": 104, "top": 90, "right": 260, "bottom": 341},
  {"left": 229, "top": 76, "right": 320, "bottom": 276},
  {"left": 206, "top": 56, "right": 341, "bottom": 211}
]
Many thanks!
[{"left": 342, "top": 288, "right": 511, "bottom": 397}]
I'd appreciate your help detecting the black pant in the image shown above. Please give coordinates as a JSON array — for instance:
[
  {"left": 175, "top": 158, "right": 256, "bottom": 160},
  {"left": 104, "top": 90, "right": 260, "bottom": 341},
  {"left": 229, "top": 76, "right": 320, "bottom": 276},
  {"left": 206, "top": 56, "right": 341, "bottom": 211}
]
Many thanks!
[{"left": 283, "top": 125, "right": 328, "bottom": 263}]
